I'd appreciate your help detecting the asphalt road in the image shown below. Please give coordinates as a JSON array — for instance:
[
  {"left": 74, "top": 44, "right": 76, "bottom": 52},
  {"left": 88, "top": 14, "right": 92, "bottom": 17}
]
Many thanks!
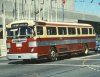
[{"left": 0, "top": 52, "right": 100, "bottom": 77}]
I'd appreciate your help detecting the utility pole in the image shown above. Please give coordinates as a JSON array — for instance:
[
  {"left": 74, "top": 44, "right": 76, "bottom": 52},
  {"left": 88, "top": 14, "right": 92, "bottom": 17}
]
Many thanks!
[
  {"left": 22, "top": 0, "right": 24, "bottom": 19},
  {"left": 14, "top": 0, "right": 17, "bottom": 20},
  {"left": 28, "top": 0, "right": 31, "bottom": 19},
  {"left": 50, "top": 0, "right": 53, "bottom": 22},
  {"left": 34, "top": 0, "right": 36, "bottom": 21},
  {"left": 42, "top": 0, "right": 44, "bottom": 20},
  {"left": 38, "top": 0, "right": 41, "bottom": 20},
  {"left": 12, "top": 0, "right": 15, "bottom": 21},
  {"left": 55, "top": 0, "right": 58, "bottom": 22},
  {"left": 48, "top": 0, "right": 50, "bottom": 21},
  {"left": 62, "top": 0, "right": 64, "bottom": 22},
  {"left": 1, "top": 1, "right": 7, "bottom": 56},
  {"left": 17, "top": 0, "right": 20, "bottom": 20},
  {"left": 2, "top": 2, "right": 6, "bottom": 46}
]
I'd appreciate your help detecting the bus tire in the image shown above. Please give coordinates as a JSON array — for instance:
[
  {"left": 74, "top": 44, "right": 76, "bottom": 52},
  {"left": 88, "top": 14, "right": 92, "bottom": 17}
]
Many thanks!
[
  {"left": 49, "top": 47, "right": 57, "bottom": 61},
  {"left": 83, "top": 44, "right": 89, "bottom": 55}
]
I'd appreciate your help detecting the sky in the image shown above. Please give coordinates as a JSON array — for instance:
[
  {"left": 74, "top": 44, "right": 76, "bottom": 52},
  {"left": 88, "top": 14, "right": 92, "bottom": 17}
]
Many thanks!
[{"left": 75, "top": 0, "right": 100, "bottom": 16}]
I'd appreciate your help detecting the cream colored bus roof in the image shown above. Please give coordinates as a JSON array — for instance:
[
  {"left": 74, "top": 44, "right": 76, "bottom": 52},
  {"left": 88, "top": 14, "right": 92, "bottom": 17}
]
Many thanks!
[
  {"left": 38, "top": 21, "right": 92, "bottom": 27},
  {"left": 6, "top": 20, "right": 92, "bottom": 28}
]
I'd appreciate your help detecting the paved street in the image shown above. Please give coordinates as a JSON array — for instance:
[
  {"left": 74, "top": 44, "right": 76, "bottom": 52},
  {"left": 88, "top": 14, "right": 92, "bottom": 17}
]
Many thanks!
[{"left": 0, "top": 52, "right": 100, "bottom": 77}]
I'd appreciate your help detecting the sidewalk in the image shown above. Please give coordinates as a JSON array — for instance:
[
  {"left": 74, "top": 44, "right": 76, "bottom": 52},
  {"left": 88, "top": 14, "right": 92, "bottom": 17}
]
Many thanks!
[{"left": 0, "top": 56, "right": 7, "bottom": 61}]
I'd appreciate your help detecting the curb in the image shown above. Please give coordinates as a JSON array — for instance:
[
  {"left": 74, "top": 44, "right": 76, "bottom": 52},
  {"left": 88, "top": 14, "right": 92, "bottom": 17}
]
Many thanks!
[
  {"left": 0, "top": 56, "right": 7, "bottom": 60},
  {"left": 0, "top": 55, "right": 6, "bottom": 58}
]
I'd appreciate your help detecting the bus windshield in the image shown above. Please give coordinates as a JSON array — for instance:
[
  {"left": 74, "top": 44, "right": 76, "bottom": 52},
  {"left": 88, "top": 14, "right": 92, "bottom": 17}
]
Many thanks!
[{"left": 7, "top": 26, "right": 34, "bottom": 38}]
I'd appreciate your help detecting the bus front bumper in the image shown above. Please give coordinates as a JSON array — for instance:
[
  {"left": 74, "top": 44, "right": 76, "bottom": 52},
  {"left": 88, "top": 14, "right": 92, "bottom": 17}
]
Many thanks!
[{"left": 7, "top": 53, "right": 38, "bottom": 60}]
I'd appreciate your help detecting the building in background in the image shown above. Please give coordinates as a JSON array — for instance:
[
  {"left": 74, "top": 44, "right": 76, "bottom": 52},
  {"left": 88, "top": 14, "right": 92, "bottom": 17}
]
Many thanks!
[{"left": 0, "top": 0, "right": 75, "bottom": 24}]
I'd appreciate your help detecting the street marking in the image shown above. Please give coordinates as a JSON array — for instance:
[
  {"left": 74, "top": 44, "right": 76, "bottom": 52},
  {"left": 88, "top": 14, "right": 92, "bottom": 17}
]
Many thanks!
[
  {"left": 88, "top": 66, "right": 100, "bottom": 72},
  {"left": 78, "top": 53, "right": 100, "bottom": 59},
  {"left": 69, "top": 58, "right": 100, "bottom": 61},
  {"left": 70, "top": 53, "right": 100, "bottom": 60},
  {"left": 77, "top": 54, "right": 100, "bottom": 72},
  {"left": 27, "top": 64, "right": 100, "bottom": 67}
]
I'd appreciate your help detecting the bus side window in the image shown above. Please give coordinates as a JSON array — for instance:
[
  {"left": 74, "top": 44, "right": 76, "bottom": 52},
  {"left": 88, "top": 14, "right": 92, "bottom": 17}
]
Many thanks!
[
  {"left": 46, "top": 27, "right": 57, "bottom": 35},
  {"left": 36, "top": 26, "right": 43, "bottom": 35},
  {"left": 68, "top": 28, "right": 76, "bottom": 35},
  {"left": 82, "top": 28, "right": 88, "bottom": 34},
  {"left": 89, "top": 28, "right": 92, "bottom": 34},
  {"left": 58, "top": 27, "right": 67, "bottom": 35}
]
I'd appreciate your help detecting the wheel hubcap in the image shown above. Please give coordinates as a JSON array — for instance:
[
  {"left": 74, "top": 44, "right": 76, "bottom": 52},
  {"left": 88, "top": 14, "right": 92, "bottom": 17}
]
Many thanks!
[{"left": 50, "top": 50, "right": 57, "bottom": 61}]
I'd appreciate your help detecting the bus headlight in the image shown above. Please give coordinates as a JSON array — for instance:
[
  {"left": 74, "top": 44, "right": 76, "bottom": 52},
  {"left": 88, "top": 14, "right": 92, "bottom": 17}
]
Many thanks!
[{"left": 7, "top": 43, "right": 11, "bottom": 48}]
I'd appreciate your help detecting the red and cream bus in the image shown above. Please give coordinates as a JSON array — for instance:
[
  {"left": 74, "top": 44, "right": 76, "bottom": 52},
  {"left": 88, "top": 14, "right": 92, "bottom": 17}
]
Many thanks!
[{"left": 6, "top": 20, "right": 96, "bottom": 61}]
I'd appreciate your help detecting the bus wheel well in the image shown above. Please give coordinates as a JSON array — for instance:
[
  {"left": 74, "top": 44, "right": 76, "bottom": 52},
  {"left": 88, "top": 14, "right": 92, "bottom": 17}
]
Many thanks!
[
  {"left": 50, "top": 46, "right": 57, "bottom": 53},
  {"left": 84, "top": 43, "right": 88, "bottom": 47}
]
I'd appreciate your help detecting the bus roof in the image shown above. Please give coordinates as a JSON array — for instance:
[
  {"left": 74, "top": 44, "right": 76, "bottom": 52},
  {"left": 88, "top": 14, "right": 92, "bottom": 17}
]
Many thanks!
[
  {"left": 6, "top": 20, "right": 92, "bottom": 28},
  {"left": 36, "top": 21, "right": 92, "bottom": 27}
]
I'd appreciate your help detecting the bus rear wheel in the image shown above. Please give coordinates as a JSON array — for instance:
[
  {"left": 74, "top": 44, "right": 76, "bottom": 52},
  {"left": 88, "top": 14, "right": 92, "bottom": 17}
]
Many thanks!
[
  {"left": 83, "top": 44, "right": 89, "bottom": 55},
  {"left": 49, "top": 47, "right": 57, "bottom": 61}
]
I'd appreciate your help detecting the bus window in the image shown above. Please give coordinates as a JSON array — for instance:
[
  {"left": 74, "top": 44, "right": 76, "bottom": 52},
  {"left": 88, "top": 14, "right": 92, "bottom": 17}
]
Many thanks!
[
  {"left": 7, "top": 28, "right": 18, "bottom": 36},
  {"left": 20, "top": 26, "right": 32, "bottom": 35},
  {"left": 82, "top": 28, "right": 88, "bottom": 34},
  {"left": 46, "top": 27, "right": 57, "bottom": 35},
  {"left": 68, "top": 28, "right": 76, "bottom": 35},
  {"left": 36, "top": 26, "right": 43, "bottom": 35},
  {"left": 58, "top": 27, "right": 67, "bottom": 35},
  {"left": 89, "top": 28, "right": 92, "bottom": 34}
]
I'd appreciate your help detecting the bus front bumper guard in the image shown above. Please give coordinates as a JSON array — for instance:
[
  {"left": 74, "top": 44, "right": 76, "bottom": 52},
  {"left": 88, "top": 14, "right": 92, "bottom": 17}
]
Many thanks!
[{"left": 7, "top": 53, "right": 38, "bottom": 60}]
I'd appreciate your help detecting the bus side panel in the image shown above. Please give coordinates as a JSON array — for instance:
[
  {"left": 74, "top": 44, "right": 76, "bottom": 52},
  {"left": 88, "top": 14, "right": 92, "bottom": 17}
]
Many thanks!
[
  {"left": 55, "top": 43, "right": 83, "bottom": 55},
  {"left": 68, "top": 43, "right": 83, "bottom": 52},
  {"left": 36, "top": 46, "right": 50, "bottom": 58},
  {"left": 88, "top": 42, "right": 96, "bottom": 50}
]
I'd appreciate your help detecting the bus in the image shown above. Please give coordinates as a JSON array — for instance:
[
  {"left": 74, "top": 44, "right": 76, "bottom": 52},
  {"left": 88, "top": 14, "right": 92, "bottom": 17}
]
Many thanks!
[{"left": 6, "top": 20, "right": 96, "bottom": 61}]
